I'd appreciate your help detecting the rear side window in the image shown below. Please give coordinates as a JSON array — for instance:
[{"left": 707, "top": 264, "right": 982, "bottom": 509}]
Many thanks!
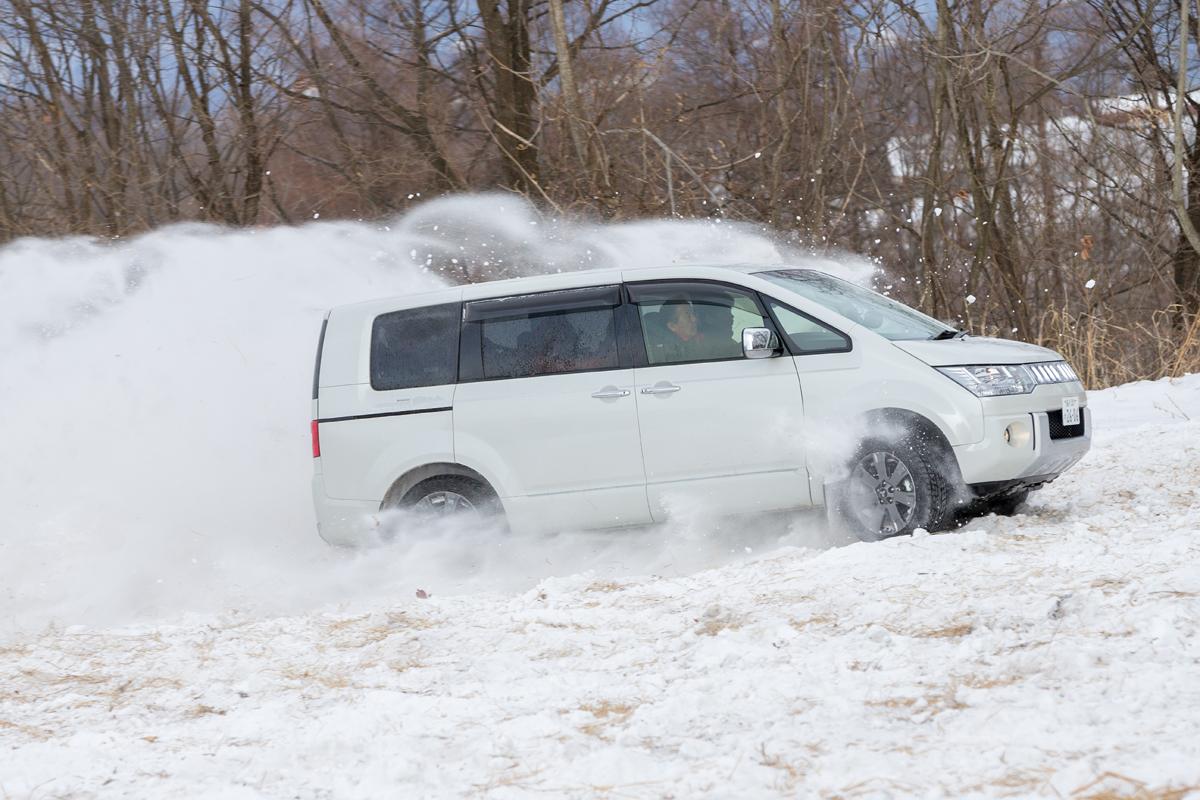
[
  {"left": 370, "top": 302, "right": 461, "bottom": 390},
  {"left": 481, "top": 308, "right": 618, "bottom": 379},
  {"left": 462, "top": 286, "right": 622, "bottom": 380}
]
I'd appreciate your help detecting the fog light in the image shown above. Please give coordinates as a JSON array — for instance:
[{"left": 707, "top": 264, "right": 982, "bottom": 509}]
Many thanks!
[{"left": 1004, "top": 421, "right": 1031, "bottom": 448}]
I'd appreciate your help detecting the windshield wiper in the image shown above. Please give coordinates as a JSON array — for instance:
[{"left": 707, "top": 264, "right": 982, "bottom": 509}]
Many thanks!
[{"left": 931, "top": 328, "right": 967, "bottom": 340}]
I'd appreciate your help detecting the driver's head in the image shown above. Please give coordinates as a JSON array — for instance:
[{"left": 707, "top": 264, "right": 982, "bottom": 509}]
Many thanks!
[
  {"left": 697, "top": 301, "right": 734, "bottom": 341},
  {"left": 665, "top": 297, "right": 698, "bottom": 340}
]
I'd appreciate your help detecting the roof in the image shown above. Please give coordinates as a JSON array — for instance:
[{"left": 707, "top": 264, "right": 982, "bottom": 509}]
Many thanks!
[{"left": 328, "top": 260, "right": 829, "bottom": 317}]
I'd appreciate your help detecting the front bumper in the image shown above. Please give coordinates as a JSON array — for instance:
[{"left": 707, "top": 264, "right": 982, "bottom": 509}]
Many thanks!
[{"left": 953, "top": 406, "right": 1091, "bottom": 486}]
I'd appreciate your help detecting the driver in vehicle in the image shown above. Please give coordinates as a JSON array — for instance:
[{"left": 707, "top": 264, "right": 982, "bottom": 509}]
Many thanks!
[
  {"left": 696, "top": 302, "right": 742, "bottom": 359},
  {"left": 661, "top": 298, "right": 707, "bottom": 362},
  {"left": 661, "top": 297, "right": 745, "bottom": 362}
]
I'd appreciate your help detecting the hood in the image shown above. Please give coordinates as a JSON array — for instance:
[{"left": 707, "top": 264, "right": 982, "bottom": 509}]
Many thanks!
[{"left": 892, "top": 336, "right": 1063, "bottom": 367}]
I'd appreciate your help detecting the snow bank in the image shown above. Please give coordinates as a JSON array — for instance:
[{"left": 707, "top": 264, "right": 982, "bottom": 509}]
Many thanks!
[
  {"left": 1086, "top": 373, "right": 1200, "bottom": 432},
  {"left": 0, "top": 196, "right": 869, "bottom": 634},
  {"left": 2, "top": 376, "right": 1198, "bottom": 798}
]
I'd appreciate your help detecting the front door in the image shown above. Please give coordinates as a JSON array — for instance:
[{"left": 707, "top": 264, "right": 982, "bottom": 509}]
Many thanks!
[{"left": 627, "top": 280, "right": 811, "bottom": 520}]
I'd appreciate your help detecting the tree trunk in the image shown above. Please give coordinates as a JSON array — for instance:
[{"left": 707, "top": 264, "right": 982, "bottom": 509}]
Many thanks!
[
  {"left": 478, "top": 0, "right": 539, "bottom": 194},
  {"left": 548, "top": 0, "right": 588, "bottom": 180}
]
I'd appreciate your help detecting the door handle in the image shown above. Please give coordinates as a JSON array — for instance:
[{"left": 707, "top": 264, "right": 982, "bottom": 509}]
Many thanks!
[
  {"left": 640, "top": 383, "right": 681, "bottom": 395},
  {"left": 591, "top": 388, "right": 630, "bottom": 399}
]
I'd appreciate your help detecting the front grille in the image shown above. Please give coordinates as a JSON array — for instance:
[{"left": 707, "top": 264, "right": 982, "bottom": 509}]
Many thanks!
[{"left": 1047, "top": 409, "right": 1085, "bottom": 439}]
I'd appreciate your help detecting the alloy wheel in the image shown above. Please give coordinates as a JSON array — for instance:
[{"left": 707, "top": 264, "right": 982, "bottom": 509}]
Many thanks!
[
  {"left": 411, "top": 490, "right": 477, "bottom": 517},
  {"left": 848, "top": 450, "right": 918, "bottom": 537}
]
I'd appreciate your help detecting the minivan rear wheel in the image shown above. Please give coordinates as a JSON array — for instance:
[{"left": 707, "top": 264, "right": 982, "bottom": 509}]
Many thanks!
[
  {"left": 399, "top": 476, "right": 501, "bottom": 521},
  {"left": 836, "top": 436, "right": 955, "bottom": 542}
]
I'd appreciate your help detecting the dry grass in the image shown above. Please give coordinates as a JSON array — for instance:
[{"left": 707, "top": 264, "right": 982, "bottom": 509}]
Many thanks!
[
  {"left": 279, "top": 667, "right": 355, "bottom": 690},
  {"left": 584, "top": 580, "right": 625, "bottom": 593},
  {"left": 327, "top": 610, "right": 437, "bottom": 632},
  {"left": 7, "top": 671, "right": 184, "bottom": 712},
  {"left": 864, "top": 696, "right": 919, "bottom": 709},
  {"left": 0, "top": 718, "right": 54, "bottom": 741},
  {"left": 35, "top": 670, "right": 111, "bottom": 687},
  {"left": 695, "top": 605, "right": 744, "bottom": 636},
  {"left": 1071, "top": 771, "right": 1200, "bottom": 799},
  {"left": 865, "top": 673, "right": 1022, "bottom": 721},
  {"left": 758, "top": 743, "right": 804, "bottom": 788},
  {"left": 696, "top": 617, "right": 743, "bottom": 636},
  {"left": 331, "top": 626, "right": 398, "bottom": 649},
  {"left": 865, "top": 681, "right": 969, "bottom": 717},
  {"left": 579, "top": 700, "right": 637, "bottom": 737},
  {"left": 789, "top": 614, "right": 838, "bottom": 631},
  {"left": 910, "top": 622, "right": 975, "bottom": 639},
  {"left": 830, "top": 776, "right": 925, "bottom": 798},
  {"left": 531, "top": 646, "right": 581, "bottom": 661},
  {"left": 534, "top": 620, "right": 594, "bottom": 631},
  {"left": 324, "top": 614, "right": 371, "bottom": 632},
  {"left": 1032, "top": 306, "right": 1200, "bottom": 389},
  {"left": 956, "top": 766, "right": 1057, "bottom": 796},
  {"left": 864, "top": 676, "right": 1022, "bottom": 719},
  {"left": 961, "top": 674, "right": 1022, "bottom": 690},
  {"left": 1015, "top": 506, "right": 1073, "bottom": 526},
  {"left": 322, "top": 611, "right": 438, "bottom": 650},
  {"left": 186, "top": 704, "right": 227, "bottom": 718},
  {"left": 105, "top": 676, "right": 186, "bottom": 712},
  {"left": 914, "top": 687, "right": 967, "bottom": 714}
]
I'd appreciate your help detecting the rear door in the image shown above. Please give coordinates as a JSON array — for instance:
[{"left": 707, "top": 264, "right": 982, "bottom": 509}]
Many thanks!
[
  {"left": 453, "top": 286, "right": 651, "bottom": 532},
  {"left": 626, "top": 280, "right": 811, "bottom": 519}
]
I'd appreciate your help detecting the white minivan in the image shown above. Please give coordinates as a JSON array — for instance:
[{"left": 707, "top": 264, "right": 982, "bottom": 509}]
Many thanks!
[{"left": 311, "top": 264, "right": 1091, "bottom": 543}]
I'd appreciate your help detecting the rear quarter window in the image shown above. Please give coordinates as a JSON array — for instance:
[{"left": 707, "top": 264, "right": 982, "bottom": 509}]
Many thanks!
[{"left": 370, "top": 302, "right": 461, "bottom": 390}]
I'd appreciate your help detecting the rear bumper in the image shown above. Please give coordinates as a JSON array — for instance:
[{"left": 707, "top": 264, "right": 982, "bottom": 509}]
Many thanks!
[
  {"left": 312, "top": 469, "right": 379, "bottom": 546},
  {"left": 953, "top": 407, "right": 1091, "bottom": 485}
]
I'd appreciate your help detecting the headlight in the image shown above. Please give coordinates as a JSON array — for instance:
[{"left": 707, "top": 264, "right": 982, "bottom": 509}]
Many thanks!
[{"left": 937, "top": 364, "right": 1036, "bottom": 396}]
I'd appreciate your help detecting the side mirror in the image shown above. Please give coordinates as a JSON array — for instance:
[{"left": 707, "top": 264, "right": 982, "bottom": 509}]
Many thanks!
[{"left": 742, "top": 327, "right": 781, "bottom": 359}]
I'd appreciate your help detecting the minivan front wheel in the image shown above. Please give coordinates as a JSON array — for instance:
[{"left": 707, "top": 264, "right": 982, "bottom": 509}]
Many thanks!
[{"left": 837, "top": 437, "right": 954, "bottom": 541}]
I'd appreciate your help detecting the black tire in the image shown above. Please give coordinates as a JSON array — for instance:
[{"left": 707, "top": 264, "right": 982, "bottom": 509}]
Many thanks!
[
  {"left": 834, "top": 435, "right": 957, "bottom": 542},
  {"left": 398, "top": 475, "right": 502, "bottom": 518}
]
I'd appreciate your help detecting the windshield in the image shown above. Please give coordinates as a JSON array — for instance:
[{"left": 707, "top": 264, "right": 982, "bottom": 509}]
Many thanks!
[{"left": 756, "top": 269, "right": 953, "bottom": 341}]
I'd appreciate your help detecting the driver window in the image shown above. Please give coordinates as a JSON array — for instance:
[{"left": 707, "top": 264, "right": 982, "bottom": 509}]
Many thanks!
[{"left": 630, "top": 282, "right": 770, "bottom": 365}]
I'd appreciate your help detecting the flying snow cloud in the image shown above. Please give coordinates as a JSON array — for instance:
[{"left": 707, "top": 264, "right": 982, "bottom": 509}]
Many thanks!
[{"left": 0, "top": 195, "right": 870, "bottom": 634}]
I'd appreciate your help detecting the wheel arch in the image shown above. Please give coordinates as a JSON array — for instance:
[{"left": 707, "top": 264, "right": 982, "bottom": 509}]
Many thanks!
[
  {"left": 832, "top": 407, "right": 965, "bottom": 538},
  {"left": 380, "top": 462, "right": 500, "bottom": 510},
  {"left": 857, "top": 407, "right": 963, "bottom": 483}
]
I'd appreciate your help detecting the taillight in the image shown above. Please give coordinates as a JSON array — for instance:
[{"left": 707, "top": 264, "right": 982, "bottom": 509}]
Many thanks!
[{"left": 311, "top": 420, "right": 321, "bottom": 458}]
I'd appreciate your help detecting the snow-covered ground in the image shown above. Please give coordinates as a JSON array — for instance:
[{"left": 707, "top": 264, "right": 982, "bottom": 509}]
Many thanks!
[{"left": 2, "top": 201, "right": 1199, "bottom": 798}]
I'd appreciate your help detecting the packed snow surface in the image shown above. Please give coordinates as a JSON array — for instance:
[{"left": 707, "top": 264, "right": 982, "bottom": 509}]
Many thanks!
[{"left": 2, "top": 199, "right": 1199, "bottom": 798}]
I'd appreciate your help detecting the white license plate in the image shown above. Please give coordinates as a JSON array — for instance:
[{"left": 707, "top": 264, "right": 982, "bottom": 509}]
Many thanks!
[{"left": 1061, "top": 397, "right": 1081, "bottom": 426}]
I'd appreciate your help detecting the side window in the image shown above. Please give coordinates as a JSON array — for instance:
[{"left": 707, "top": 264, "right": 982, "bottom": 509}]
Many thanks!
[
  {"left": 370, "top": 302, "right": 461, "bottom": 390},
  {"left": 474, "top": 290, "right": 619, "bottom": 379},
  {"left": 766, "top": 298, "right": 851, "bottom": 354},
  {"left": 629, "top": 282, "right": 770, "bottom": 365}
]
